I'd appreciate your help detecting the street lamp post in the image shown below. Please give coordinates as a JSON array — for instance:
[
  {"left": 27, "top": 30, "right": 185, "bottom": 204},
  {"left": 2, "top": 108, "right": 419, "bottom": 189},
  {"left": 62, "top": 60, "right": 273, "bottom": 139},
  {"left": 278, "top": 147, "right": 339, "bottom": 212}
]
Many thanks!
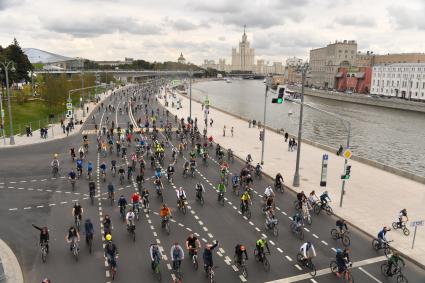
[
  {"left": 189, "top": 70, "right": 193, "bottom": 122},
  {"left": 81, "top": 60, "right": 86, "bottom": 117},
  {"left": 0, "top": 92, "right": 5, "bottom": 144},
  {"left": 292, "top": 63, "right": 309, "bottom": 187},
  {"left": 0, "top": 60, "right": 16, "bottom": 145},
  {"left": 260, "top": 77, "right": 270, "bottom": 165}
]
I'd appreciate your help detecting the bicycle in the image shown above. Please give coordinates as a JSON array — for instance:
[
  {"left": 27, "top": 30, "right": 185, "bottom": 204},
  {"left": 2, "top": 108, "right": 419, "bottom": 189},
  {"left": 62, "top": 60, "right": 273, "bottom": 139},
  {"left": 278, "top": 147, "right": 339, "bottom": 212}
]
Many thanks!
[
  {"left": 109, "top": 191, "right": 115, "bottom": 206},
  {"left": 331, "top": 229, "right": 351, "bottom": 247},
  {"left": 372, "top": 239, "right": 393, "bottom": 257},
  {"left": 241, "top": 202, "right": 252, "bottom": 219},
  {"left": 119, "top": 173, "right": 125, "bottom": 185},
  {"left": 120, "top": 206, "right": 126, "bottom": 222},
  {"left": 302, "top": 208, "right": 312, "bottom": 226},
  {"left": 70, "top": 179, "right": 76, "bottom": 191},
  {"left": 172, "top": 260, "right": 182, "bottom": 281},
  {"left": 156, "top": 187, "right": 164, "bottom": 203},
  {"left": 196, "top": 190, "right": 204, "bottom": 206},
  {"left": 254, "top": 248, "right": 270, "bottom": 272},
  {"left": 40, "top": 241, "right": 48, "bottom": 263},
  {"left": 189, "top": 248, "right": 199, "bottom": 270},
  {"left": 217, "top": 191, "right": 225, "bottom": 206},
  {"left": 71, "top": 239, "right": 79, "bottom": 262},
  {"left": 108, "top": 256, "right": 117, "bottom": 280},
  {"left": 265, "top": 219, "right": 279, "bottom": 237},
  {"left": 178, "top": 198, "right": 187, "bottom": 215},
  {"left": 86, "top": 233, "right": 93, "bottom": 254},
  {"left": 381, "top": 262, "right": 408, "bottom": 283},
  {"left": 102, "top": 171, "right": 106, "bottom": 182},
  {"left": 234, "top": 256, "right": 248, "bottom": 278},
  {"left": 313, "top": 201, "right": 333, "bottom": 215},
  {"left": 290, "top": 222, "right": 305, "bottom": 240},
  {"left": 275, "top": 182, "right": 284, "bottom": 194},
  {"left": 75, "top": 215, "right": 81, "bottom": 231},
  {"left": 142, "top": 195, "right": 150, "bottom": 213},
  {"left": 90, "top": 190, "right": 95, "bottom": 205},
  {"left": 297, "top": 253, "right": 316, "bottom": 277},
  {"left": 330, "top": 261, "right": 354, "bottom": 282},
  {"left": 52, "top": 166, "right": 59, "bottom": 177},
  {"left": 205, "top": 265, "right": 217, "bottom": 283},
  {"left": 153, "top": 258, "right": 162, "bottom": 282},
  {"left": 162, "top": 216, "right": 170, "bottom": 235},
  {"left": 127, "top": 222, "right": 136, "bottom": 242},
  {"left": 392, "top": 221, "right": 410, "bottom": 236}
]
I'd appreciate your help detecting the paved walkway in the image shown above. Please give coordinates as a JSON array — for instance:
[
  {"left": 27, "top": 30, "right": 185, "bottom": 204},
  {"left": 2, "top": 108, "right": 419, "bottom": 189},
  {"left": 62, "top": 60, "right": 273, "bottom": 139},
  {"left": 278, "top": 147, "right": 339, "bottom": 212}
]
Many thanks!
[
  {"left": 0, "top": 87, "right": 121, "bottom": 148},
  {"left": 160, "top": 90, "right": 425, "bottom": 266},
  {"left": 0, "top": 238, "right": 24, "bottom": 283}
]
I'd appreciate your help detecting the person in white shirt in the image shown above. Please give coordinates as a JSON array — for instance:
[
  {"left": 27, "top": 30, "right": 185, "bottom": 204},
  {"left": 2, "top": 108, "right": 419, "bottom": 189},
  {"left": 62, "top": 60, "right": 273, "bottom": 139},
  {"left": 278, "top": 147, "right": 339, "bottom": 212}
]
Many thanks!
[
  {"left": 300, "top": 242, "right": 316, "bottom": 261},
  {"left": 126, "top": 209, "right": 136, "bottom": 229}
]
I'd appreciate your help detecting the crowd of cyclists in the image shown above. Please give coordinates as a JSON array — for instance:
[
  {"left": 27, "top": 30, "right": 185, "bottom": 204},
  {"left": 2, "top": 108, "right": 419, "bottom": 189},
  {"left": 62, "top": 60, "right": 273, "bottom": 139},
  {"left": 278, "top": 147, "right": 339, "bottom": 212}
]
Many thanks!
[{"left": 35, "top": 80, "right": 410, "bottom": 282}]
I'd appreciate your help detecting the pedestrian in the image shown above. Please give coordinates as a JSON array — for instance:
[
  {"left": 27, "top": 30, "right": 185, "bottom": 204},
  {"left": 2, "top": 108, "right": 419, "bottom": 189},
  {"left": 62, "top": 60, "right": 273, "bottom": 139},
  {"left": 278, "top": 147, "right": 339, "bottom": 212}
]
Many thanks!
[
  {"left": 248, "top": 119, "right": 251, "bottom": 128},
  {"left": 204, "top": 118, "right": 207, "bottom": 127},
  {"left": 201, "top": 103, "right": 204, "bottom": 111},
  {"left": 284, "top": 132, "right": 289, "bottom": 142},
  {"left": 223, "top": 125, "right": 226, "bottom": 137},
  {"left": 288, "top": 139, "right": 292, "bottom": 151},
  {"left": 231, "top": 126, "right": 234, "bottom": 137},
  {"left": 86, "top": 106, "right": 89, "bottom": 113},
  {"left": 210, "top": 118, "right": 213, "bottom": 127},
  {"left": 66, "top": 125, "right": 70, "bottom": 136},
  {"left": 60, "top": 119, "right": 64, "bottom": 128},
  {"left": 258, "top": 121, "right": 261, "bottom": 128},
  {"left": 62, "top": 124, "right": 66, "bottom": 134},
  {"left": 253, "top": 120, "right": 256, "bottom": 127},
  {"left": 26, "top": 126, "right": 30, "bottom": 137}
]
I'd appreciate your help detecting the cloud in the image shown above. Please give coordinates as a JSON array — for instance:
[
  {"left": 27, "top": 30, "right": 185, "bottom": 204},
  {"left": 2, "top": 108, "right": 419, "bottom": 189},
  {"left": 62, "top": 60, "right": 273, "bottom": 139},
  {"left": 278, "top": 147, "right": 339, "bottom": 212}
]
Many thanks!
[
  {"left": 172, "top": 19, "right": 198, "bottom": 31},
  {"left": 387, "top": 5, "right": 425, "bottom": 30},
  {"left": 222, "top": 12, "right": 284, "bottom": 29},
  {"left": 334, "top": 16, "right": 376, "bottom": 27},
  {"left": 0, "top": 0, "right": 23, "bottom": 10},
  {"left": 41, "top": 16, "right": 161, "bottom": 37},
  {"left": 191, "top": 1, "right": 240, "bottom": 13},
  {"left": 218, "top": 36, "right": 225, "bottom": 41}
]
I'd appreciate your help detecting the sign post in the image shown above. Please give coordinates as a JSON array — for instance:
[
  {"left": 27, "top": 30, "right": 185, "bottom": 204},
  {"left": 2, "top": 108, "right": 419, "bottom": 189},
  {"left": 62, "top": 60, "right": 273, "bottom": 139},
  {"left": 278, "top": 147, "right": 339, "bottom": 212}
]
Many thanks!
[
  {"left": 320, "top": 154, "right": 328, "bottom": 186},
  {"left": 411, "top": 220, "right": 424, "bottom": 249}
]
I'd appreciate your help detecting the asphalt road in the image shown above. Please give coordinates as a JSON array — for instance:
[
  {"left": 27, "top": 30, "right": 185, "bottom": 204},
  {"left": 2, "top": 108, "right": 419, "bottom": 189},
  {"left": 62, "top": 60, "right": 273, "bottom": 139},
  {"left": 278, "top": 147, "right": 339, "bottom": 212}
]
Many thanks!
[{"left": 0, "top": 82, "right": 424, "bottom": 283}]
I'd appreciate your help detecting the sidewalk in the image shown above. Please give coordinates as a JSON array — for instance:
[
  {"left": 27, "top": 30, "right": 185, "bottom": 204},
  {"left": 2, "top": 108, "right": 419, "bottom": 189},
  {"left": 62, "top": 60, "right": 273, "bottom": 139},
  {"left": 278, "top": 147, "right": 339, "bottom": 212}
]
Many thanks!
[
  {"left": 0, "top": 87, "right": 118, "bottom": 148},
  {"left": 159, "top": 90, "right": 425, "bottom": 266},
  {"left": 0, "top": 238, "right": 24, "bottom": 283}
]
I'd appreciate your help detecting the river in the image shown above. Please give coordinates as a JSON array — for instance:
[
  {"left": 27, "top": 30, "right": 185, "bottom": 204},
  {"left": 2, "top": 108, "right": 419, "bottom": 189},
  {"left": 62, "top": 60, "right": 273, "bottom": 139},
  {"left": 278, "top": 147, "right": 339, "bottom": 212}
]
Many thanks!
[{"left": 191, "top": 80, "right": 425, "bottom": 177}]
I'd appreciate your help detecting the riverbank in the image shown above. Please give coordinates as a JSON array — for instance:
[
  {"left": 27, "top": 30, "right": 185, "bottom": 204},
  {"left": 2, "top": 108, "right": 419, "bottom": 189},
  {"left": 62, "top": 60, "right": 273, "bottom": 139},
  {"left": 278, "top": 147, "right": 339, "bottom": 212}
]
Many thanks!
[
  {"left": 294, "top": 87, "right": 425, "bottom": 113},
  {"left": 161, "top": 89, "right": 425, "bottom": 267}
]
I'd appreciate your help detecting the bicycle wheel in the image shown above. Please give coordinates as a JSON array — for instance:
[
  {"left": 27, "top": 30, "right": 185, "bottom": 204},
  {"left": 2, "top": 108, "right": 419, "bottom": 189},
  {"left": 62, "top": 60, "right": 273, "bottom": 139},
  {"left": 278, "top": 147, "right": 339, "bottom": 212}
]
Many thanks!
[
  {"left": 193, "top": 256, "right": 199, "bottom": 270},
  {"left": 381, "top": 263, "right": 390, "bottom": 277},
  {"left": 241, "top": 265, "right": 248, "bottom": 278},
  {"left": 392, "top": 222, "right": 398, "bottom": 229},
  {"left": 298, "top": 229, "right": 305, "bottom": 240},
  {"left": 273, "top": 225, "right": 279, "bottom": 237},
  {"left": 346, "top": 271, "right": 354, "bottom": 283},
  {"left": 397, "top": 274, "right": 408, "bottom": 283},
  {"left": 263, "top": 257, "right": 270, "bottom": 272},
  {"left": 331, "top": 229, "right": 339, "bottom": 240},
  {"left": 246, "top": 209, "right": 252, "bottom": 219},
  {"left": 296, "top": 253, "right": 303, "bottom": 264},
  {"left": 308, "top": 262, "right": 317, "bottom": 277},
  {"left": 403, "top": 228, "right": 410, "bottom": 236},
  {"left": 372, "top": 239, "right": 380, "bottom": 250},
  {"left": 313, "top": 204, "right": 321, "bottom": 215},
  {"left": 165, "top": 222, "right": 170, "bottom": 235},
  {"left": 155, "top": 265, "right": 162, "bottom": 282},
  {"left": 182, "top": 205, "right": 187, "bottom": 215},
  {"left": 326, "top": 205, "right": 333, "bottom": 216},
  {"left": 133, "top": 231, "right": 136, "bottom": 242},
  {"left": 384, "top": 246, "right": 392, "bottom": 258},
  {"left": 306, "top": 216, "right": 312, "bottom": 225},
  {"left": 200, "top": 196, "right": 204, "bottom": 206},
  {"left": 254, "top": 248, "right": 259, "bottom": 262},
  {"left": 41, "top": 247, "right": 47, "bottom": 263},
  {"left": 342, "top": 235, "right": 351, "bottom": 247},
  {"left": 330, "top": 261, "right": 338, "bottom": 274}
]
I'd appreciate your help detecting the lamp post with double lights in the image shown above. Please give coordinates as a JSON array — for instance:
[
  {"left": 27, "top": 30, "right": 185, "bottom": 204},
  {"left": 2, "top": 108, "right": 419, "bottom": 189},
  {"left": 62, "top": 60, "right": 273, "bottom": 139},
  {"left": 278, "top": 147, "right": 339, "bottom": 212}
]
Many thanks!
[{"left": 0, "top": 60, "right": 16, "bottom": 145}]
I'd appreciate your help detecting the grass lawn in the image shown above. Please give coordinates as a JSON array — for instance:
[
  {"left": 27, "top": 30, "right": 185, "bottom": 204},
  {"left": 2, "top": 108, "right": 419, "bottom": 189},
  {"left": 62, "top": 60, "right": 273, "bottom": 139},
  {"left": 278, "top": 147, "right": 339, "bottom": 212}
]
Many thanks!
[{"left": 1, "top": 100, "right": 65, "bottom": 136}]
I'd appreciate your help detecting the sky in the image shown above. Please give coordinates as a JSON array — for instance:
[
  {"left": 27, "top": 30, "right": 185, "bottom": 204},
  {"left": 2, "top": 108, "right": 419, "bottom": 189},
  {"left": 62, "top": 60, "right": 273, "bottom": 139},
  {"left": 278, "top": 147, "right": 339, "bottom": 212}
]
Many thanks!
[{"left": 1, "top": 0, "right": 425, "bottom": 65}]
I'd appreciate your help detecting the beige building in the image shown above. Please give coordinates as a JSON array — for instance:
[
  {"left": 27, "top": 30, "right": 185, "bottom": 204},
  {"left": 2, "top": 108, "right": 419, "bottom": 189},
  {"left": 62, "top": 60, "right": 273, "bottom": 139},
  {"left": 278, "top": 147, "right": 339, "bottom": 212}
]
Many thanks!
[
  {"left": 355, "top": 51, "right": 374, "bottom": 67},
  {"left": 309, "top": 40, "right": 357, "bottom": 88},
  {"left": 231, "top": 26, "right": 255, "bottom": 72},
  {"left": 372, "top": 53, "right": 425, "bottom": 65}
]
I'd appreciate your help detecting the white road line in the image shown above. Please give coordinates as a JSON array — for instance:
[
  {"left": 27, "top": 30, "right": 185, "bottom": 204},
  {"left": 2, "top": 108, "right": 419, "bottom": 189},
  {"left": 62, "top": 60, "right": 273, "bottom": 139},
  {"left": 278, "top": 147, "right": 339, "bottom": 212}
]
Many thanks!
[
  {"left": 358, "top": 267, "right": 383, "bottom": 282},
  {"left": 23, "top": 207, "right": 31, "bottom": 210},
  {"left": 60, "top": 201, "right": 68, "bottom": 204},
  {"left": 208, "top": 233, "right": 213, "bottom": 238},
  {"left": 269, "top": 240, "right": 275, "bottom": 246},
  {"left": 49, "top": 203, "right": 56, "bottom": 206},
  {"left": 198, "top": 220, "right": 204, "bottom": 225},
  {"left": 304, "top": 228, "right": 310, "bottom": 232},
  {"left": 285, "top": 256, "right": 293, "bottom": 262},
  {"left": 277, "top": 248, "right": 283, "bottom": 253},
  {"left": 239, "top": 275, "right": 247, "bottom": 282},
  {"left": 294, "top": 264, "right": 302, "bottom": 270},
  {"left": 310, "top": 279, "right": 318, "bottom": 283},
  {"left": 312, "top": 234, "right": 319, "bottom": 239},
  {"left": 8, "top": 208, "right": 17, "bottom": 211},
  {"left": 249, "top": 221, "right": 254, "bottom": 226},
  {"left": 321, "top": 240, "right": 328, "bottom": 246},
  {"left": 37, "top": 205, "right": 44, "bottom": 208},
  {"left": 255, "top": 227, "right": 260, "bottom": 231}
]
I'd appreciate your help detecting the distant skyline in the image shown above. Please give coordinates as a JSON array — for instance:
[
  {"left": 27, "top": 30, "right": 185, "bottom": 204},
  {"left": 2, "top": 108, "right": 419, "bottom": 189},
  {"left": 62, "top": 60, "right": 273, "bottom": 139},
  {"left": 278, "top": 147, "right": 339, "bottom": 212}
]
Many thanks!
[{"left": 1, "top": 0, "right": 425, "bottom": 64}]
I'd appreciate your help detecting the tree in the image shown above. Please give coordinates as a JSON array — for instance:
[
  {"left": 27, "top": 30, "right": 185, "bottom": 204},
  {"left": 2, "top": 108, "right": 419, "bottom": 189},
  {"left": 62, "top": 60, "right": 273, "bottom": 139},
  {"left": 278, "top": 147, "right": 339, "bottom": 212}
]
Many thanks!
[
  {"left": 3, "top": 38, "right": 33, "bottom": 84},
  {"left": 42, "top": 74, "right": 69, "bottom": 114}
]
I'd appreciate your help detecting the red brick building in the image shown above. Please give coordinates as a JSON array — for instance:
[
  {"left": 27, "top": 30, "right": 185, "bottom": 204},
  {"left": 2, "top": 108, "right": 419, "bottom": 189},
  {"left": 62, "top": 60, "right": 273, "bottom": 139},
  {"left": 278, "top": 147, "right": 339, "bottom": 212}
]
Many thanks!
[{"left": 335, "top": 67, "right": 372, "bottom": 94}]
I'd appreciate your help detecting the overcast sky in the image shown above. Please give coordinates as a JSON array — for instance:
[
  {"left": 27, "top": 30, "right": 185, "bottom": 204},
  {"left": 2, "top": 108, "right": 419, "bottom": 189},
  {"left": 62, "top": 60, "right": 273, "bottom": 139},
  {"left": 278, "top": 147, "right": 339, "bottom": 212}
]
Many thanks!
[{"left": 1, "top": 0, "right": 425, "bottom": 64}]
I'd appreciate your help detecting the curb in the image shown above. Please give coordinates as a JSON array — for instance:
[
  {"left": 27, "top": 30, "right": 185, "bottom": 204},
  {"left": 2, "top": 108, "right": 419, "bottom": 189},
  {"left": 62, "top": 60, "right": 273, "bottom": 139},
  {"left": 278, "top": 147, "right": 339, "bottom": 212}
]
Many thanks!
[
  {"left": 0, "top": 238, "right": 24, "bottom": 283},
  {"left": 165, "top": 90, "right": 425, "bottom": 270}
]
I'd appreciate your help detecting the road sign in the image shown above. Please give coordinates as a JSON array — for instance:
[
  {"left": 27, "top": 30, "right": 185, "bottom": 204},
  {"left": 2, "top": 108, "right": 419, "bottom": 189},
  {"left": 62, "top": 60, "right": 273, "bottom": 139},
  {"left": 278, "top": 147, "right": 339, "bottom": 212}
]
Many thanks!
[
  {"left": 410, "top": 220, "right": 424, "bottom": 227},
  {"left": 320, "top": 154, "right": 328, "bottom": 186},
  {"left": 65, "top": 110, "right": 73, "bottom": 119},
  {"left": 66, "top": 103, "right": 73, "bottom": 110},
  {"left": 343, "top": 149, "right": 352, "bottom": 159}
]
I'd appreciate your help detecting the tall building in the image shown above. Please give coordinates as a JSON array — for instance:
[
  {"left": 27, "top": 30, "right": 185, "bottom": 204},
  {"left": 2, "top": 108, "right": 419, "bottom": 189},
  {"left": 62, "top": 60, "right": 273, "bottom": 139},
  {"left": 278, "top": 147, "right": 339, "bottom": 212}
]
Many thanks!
[
  {"left": 372, "top": 53, "right": 425, "bottom": 65},
  {"left": 177, "top": 52, "right": 186, "bottom": 64},
  {"left": 231, "top": 25, "right": 255, "bottom": 72},
  {"left": 371, "top": 63, "right": 425, "bottom": 101},
  {"left": 286, "top": 57, "right": 303, "bottom": 67},
  {"left": 355, "top": 51, "right": 374, "bottom": 67},
  {"left": 309, "top": 40, "right": 357, "bottom": 88}
]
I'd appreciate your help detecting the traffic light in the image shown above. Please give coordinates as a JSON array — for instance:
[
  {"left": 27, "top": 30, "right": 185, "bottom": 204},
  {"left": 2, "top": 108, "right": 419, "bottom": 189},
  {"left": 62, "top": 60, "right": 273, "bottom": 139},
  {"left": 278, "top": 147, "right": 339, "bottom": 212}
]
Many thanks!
[
  {"left": 341, "top": 165, "right": 351, "bottom": 180},
  {"left": 272, "top": 87, "right": 284, "bottom": 104}
]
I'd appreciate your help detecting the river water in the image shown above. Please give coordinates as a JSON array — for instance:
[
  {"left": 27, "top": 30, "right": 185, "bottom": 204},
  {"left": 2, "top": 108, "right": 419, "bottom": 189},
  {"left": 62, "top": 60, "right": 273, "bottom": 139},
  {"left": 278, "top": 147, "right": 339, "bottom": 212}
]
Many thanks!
[{"left": 191, "top": 80, "right": 425, "bottom": 176}]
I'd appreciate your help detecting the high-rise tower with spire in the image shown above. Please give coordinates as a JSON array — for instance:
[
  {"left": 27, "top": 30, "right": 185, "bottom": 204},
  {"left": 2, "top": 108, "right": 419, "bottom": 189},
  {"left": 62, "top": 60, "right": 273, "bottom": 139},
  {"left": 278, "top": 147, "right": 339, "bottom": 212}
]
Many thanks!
[{"left": 231, "top": 25, "right": 255, "bottom": 72}]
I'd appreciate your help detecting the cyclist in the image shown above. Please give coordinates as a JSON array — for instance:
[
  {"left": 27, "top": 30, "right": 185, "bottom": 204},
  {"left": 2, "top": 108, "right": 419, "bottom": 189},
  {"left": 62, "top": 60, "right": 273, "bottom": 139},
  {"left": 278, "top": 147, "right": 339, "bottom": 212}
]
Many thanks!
[
  {"left": 240, "top": 190, "right": 251, "bottom": 214},
  {"left": 131, "top": 192, "right": 141, "bottom": 213},
  {"left": 111, "top": 160, "right": 117, "bottom": 174},
  {"left": 126, "top": 208, "right": 136, "bottom": 229},
  {"left": 232, "top": 174, "right": 239, "bottom": 188},
  {"left": 84, "top": 219, "right": 94, "bottom": 244},
  {"left": 107, "top": 182, "right": 115, "bottom": 199},
  {"left": 275, "top": 172, "right": 284, "bottom": 188},
  {"left": 159, "top": 204, "right": 172, "bottom": 227},
  {"left": 87, "top": 161, "right": 93, "bottom": 179},
  {"left": 186, "top": 233, "right": 201, "bottom": 261},
  {"left": 76, "top": 157, "right": 83, "bottom": 177},
  {"left": 89, "top": 181, "right": 96, "bottom": 198},
  {"left": 103, "top": 214, "right": 112, "bottom": 235},
  {"left": 234, "top": 244, "right": 248, "bottom": 266},
  {"left": 154, "top": 164, "right": 161, "bottom": 179},
  {"left": 203, "top": 240, "right": 219, "bottom": 274},
  {"left": 217, "top": 181, "right": 226, "bottom": 199},
  {"left": 265, "top": 207, "right": 277, "bottom": 229},
  {"left": 118, "top": 194, "right": 128, "bottom": 216},
  {"left": 264, "top": 185, "right": 275, "bottom": 200},
  {"left": 167, "top": 163, "right": 175, "bottom": 181},
  {"left": 104, "top": 234, "right": 118, "bottom": 268},
  {"left": 141, "top": 188, "right": 150, "bottom": 207},
  {"left": 78, "top": 145, "right": 85, "bottom": 158},
  {"left": 176, "top": 187, "right": 187, "bottom": 207},
  {"left": 246, "top": 154, "right": 253, "bottom": 163},
  {"left": 397, "top": 209, "right": 408, "bottom": 228},
  {"left": 170, "top": 242, "right": 185, "bottom": 271},
  {"left": 65, "top": 226, "right": 80, "bottom": 251},
  {"left": 195, "top": 183, "right": 205, "bottom": 200},
  {"left": 336, "top": 219, "right": 349, "bottom": 235},
  {"left": 297, "top": 191, "right": 307, "bottom": 208},
  {"left": 308, "top": 190, "right": 319, "bottom": 208},
  {"left": 100, "top": 162, "right": 107, "bottom": 175},
  {"left": 32, "top": 224, "right": 49, "bottom": 253},
  {"left": 386, "top": 251, "right": 405, "bottom": 276},
  {"left": 51, "top": 153, "right": 60, "bottom": 167},
  {"left": 68, "top": 169, "right": 76, "bottom": 181},
  {"left": 300, "top": 242, "right": 316, "bottom": 263},
  {"left": 255, "top": 163, "right": 262, "bottom": 175},
  {"left": 255, "top": 238, "right": 270, "bottom": 261},
  {"left": 378, "top": 226, "right": 391, "bottom": 248},
  {"left": 154, "top": 177, "right": 164, "bottom": 195},
  {"left": 293, "top": 212, "right": 303, "bottom": 228},
  {"left": 72, "top": 202, "right": 83, "bottom": 223},
  {"left": 319, "top": 191, "right": 331, "bottom": 206},
  {"left": 118, "top": 167, "right": 125, "bottom": 181},
  {"left": 150, "top": 243, "right": 162, "bottom": 270},
  {"left": 127, "top": 163, "right": 134, "bottom": 180},
  {"left": 336, "top": 248, "right": 351, "bottom": 277},
  {"left": 183, "top": 161, "right": 190, "bottom": 176}
]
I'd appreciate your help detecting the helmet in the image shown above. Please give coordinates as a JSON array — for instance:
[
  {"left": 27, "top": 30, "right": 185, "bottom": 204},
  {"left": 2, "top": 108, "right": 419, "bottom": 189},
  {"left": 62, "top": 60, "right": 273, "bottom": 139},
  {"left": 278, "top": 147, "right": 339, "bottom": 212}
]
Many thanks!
[
  {"left": 240, "top": 245, "right": 246, "bottom": 251},
  {"left": 54, "top": 153, "right": 58, "bottom": 158},
  {"left": 336, "top": 248, "right": 342, "bottom": 254},
  {"left": 105, "top": 234, "right": 112, "bottom": 241},
  {"left": 324, "top": 191, "right": 328, "bottom": 194}
]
